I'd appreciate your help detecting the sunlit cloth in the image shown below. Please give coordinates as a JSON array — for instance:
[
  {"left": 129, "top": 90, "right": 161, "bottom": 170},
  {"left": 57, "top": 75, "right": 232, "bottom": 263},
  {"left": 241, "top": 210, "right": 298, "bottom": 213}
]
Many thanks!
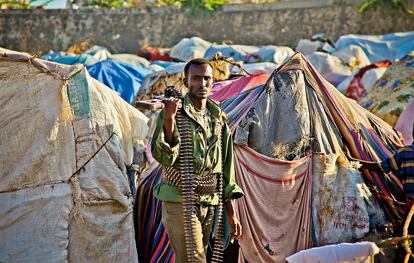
[
  {"left": 395, "top": 98, "right": 414, "bottom": 144},
  {"left": 234, "top": 145, "right": 312, "bottom": 263},
  {"left": 42, "top": 51, "right": 99, "bottom": 66},
  {"left": 210, "top": 73, "right": 269, "bottom": 102},
  {"left": 280, "top": 53, "right": 405, "bottom": 222},
  {"left": 306, "top": 51, "right": 353, "bottom": 87},
  {"left": 286, "top": 241, "right": 379, "bottom": 263},
  {"left": 359, "top": 52, "right": 414, "bottom": 127},
  {"left": 335, "top": 32, "right": 414, "bottom": 63},
  {"left": 135, "top": 166, "right": 174, "bottom": 263}
]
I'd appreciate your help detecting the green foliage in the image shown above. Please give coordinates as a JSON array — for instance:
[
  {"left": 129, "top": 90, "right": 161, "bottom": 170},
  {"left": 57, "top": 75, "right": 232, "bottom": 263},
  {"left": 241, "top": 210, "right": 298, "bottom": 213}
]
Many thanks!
[
  {"left": 0, "top": 0, "right": 52, "bottom": 9},
  {"left": 83, "top": 0, "right": 132, "bottom": 8},
  {"left": 160, "top": 0, "right": 228, "bottom": 11},
  {"left": 358, "top": 0, "right": 414, "bottom": 14}
]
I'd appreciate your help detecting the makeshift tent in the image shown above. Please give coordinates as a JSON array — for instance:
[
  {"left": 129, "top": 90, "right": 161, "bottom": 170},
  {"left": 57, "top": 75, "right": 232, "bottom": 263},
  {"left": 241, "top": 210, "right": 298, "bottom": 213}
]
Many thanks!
[
  {"left": 359, "top": 52, "right": 414, "bottom": 126},
  {"left": 87, "top": 59, "right": 154, "bottom": 104},
  {"left": 235, "top": 62, "right": 279, "bottom": 75},
  {"left": 295, "top": 33, "right": 336, "bottom": 55},
  {"left": 136, "top": 63, "right": 186, "bottom": 102},
  {"left": 170, "top": 37, "right": 212, "bottom": 62},
  {"left": 335, "top": 31, "right": 414, "bottom": 63},
  {"left": 0, "top": 47, "right": 149, "bottom": 263},
  {"left": 204, "top": 44, "right": 259, "bottom": 61},
  {"left": 332, "top": 45, "right": 370, "bottom": 71},
  {"left": 243, "top": 45, "right": 294, "bottom": 64},
  {"left": 109, "top": 54, "right": 151, "bottom": 68},
  {"left": 306, "top": 51, "right": 353, "bottom": 87},
  {"left": 42, "top": 51, "right": 100, "bottom": 66}
]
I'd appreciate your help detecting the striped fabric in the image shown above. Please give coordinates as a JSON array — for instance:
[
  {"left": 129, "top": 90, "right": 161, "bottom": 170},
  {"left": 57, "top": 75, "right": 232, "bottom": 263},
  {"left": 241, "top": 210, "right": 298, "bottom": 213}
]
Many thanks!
[
  {"left": 220, "top": 85, "right": 266, "bottom": 133},
  {"left": 381, "top": 145, "right": 414, "bottom": 199},
  {"left": 135, "top": 165, "right": 174, "bottom": 263}
]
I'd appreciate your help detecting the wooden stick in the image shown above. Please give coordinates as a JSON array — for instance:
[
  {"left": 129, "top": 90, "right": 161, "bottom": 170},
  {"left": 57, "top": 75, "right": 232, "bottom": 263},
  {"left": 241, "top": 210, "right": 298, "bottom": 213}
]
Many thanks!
[{"left": 403, "top": 204, "right": 414, "bottom": 263}]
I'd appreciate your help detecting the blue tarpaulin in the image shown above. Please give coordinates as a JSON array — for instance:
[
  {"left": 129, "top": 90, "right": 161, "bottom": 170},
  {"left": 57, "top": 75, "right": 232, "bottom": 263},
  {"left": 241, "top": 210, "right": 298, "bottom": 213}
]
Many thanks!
[
  {"left": 87, "top": 59, "right": 154, "bottom": 104},
  {"left": 335, "top": 31, "right": 414, "bottom": 63},
  {"left": 42, "top": 52, "right": 99, "bottom": 66}
]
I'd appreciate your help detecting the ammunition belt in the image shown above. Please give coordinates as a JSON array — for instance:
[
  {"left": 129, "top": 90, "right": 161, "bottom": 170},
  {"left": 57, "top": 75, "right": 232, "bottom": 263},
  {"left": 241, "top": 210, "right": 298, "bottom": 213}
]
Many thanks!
[
  {"left": 175, "top": 106, "right": 225, "bottom": 263},
  {"left": 164, "top": 166, "right": 218, "bottom": 197}
]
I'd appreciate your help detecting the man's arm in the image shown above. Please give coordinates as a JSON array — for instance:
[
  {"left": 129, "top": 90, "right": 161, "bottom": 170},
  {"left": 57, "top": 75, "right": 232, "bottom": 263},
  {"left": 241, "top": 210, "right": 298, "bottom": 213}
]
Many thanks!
[
  {"left": 225, "top": 199, "right": 242, "bottom": 240},
  {"left": 150, "top": 100, "right": 181, "bottom": 167},
  {"left": 221, "top": 123, "right": 244, "bottom": 240}
]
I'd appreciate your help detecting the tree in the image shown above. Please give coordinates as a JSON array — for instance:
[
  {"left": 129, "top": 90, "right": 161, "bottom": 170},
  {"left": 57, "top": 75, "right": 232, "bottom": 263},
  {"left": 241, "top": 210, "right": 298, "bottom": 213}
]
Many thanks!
[{"left": 358, "top": 0, "right": 414, "bottom": 14}]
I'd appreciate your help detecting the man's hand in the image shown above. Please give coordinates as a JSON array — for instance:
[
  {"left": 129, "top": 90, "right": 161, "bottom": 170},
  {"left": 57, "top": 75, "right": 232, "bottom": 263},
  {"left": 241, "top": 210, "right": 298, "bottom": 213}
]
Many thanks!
[
  {"left": 228, "top": 215, "right": 242, "bottom": 240},
  {"left": 225, "top": 200, "right": 242, "bottom": 241},
  {"left": 163, "top": 98, "right": 181, "bottom": 144},
  {"left": 163, "top": 97, "right": 181, "bottom": 120}
]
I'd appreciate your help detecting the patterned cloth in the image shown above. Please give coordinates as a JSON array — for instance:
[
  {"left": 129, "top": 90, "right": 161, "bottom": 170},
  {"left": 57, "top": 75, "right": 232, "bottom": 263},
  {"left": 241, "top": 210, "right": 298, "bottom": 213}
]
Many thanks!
[
  {"left": 345, "top": 61, "right": 391, "bottom": 101},
  {"left": 359, "top": 52, "right": 414, "bottom": 126},
  {"left": 381, "top": 145, "right": 414, "bottom": 199}
]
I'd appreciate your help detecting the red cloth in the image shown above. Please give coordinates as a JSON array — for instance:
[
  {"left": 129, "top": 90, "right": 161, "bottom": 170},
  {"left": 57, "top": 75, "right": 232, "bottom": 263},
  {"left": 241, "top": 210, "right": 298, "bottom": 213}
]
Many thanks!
[{"left": 138, "top": 47, "right": 171, "bottom": 61}]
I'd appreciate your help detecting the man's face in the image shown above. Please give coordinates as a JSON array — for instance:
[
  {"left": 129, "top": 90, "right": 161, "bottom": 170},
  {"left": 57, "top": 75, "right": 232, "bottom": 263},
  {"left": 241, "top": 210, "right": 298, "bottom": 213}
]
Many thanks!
[{"left": 184, "top": 63, "right": 213, "bottom": 100}]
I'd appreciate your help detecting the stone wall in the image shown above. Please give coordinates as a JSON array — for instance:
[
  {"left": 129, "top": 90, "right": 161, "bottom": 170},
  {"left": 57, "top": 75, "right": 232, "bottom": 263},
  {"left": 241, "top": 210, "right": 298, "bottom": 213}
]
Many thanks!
[{"left": 1, "top": 0, "right": 413, "bottom": 54}]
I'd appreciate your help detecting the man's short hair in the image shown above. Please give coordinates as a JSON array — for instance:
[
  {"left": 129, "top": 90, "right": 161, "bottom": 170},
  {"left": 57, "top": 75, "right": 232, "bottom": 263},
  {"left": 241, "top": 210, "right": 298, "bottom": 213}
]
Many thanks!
[{"left": 184, "top": 58, "right": 212, "bottom": 78}]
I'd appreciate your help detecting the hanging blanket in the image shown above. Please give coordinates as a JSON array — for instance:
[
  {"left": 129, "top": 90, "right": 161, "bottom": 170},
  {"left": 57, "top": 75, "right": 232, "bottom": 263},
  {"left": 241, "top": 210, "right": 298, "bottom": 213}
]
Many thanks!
[{"left": 234, "top": 145, "right": 312, "bottom": 263}]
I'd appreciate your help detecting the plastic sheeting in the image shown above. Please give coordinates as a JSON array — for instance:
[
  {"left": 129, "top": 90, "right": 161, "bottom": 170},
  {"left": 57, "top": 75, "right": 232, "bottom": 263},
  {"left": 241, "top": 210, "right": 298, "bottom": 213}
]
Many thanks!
[
  {"left": 236, "top": 62, "right": 279, "bottom": 75},
  {"left": 286, "top": 241, "right": 379, "bottom": 263},
  {"left": 87, "top": 59, "right": 154, "bottom": 104},
  {"left": 335, "top": 31, "right": 414, "bottom": 63},
  {"left": 170, "top": 37, "right": 212, "bottom": 62},
  {"left": 233, "top": 53, "right": 401, "bottom": 234},
  {"left": 244, "top": 45, "right": 294, "bottom": 64},
  {"left": 0, "top": 47, "right": 149, "bottom": 263},
  {"left": 332, "top": 45, "right": 370, "bottom": 71},
  {"left": 110, "top": 53, "right": 151, "bottom": 68},
  {"left": 306, "top": 52, "right": 353, "bottom": 87},
  {"left": 42, "top": 51, "right": 100, "bottom": 66},
  {"left": 204, "top": 44, "right": 260, "bottom": 61}
]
